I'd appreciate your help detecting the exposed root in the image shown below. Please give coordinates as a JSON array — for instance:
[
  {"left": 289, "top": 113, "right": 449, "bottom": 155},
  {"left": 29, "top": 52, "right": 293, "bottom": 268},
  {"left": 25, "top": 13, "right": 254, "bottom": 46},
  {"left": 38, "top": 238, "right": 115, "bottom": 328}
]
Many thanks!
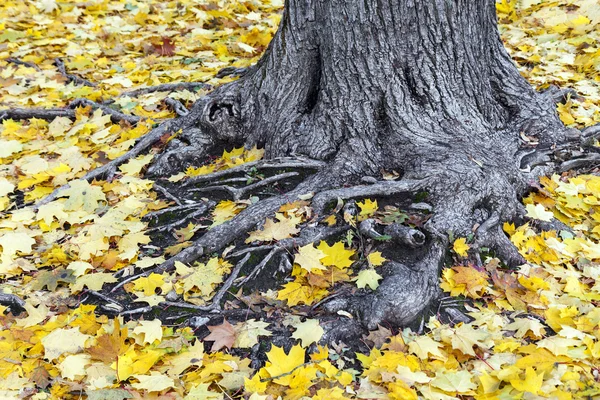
[
  {"left": 120, "top": 82, "right": 211, "bottom": 97},
  {"left": 311, "top": 179, "right": 428, "bottom": 216},
  {"left": 215, "top": 66, "right": 249, "bottom": 79},
  {"left": 190, "top": 172, "right": 299, "bottom": 201},
  {"left": 475, "top": 212, "right": 525, "bottom": 267},
  {"left": 145, "top": 201, "right": 214, "bottom": 234},
  {"left": 0, "top": 293, "right": 25, "bottom": 310},
  {"left": 180, "top": 157, "right": 325, "bottom": 187},
  {"left": 69, "top": 99, "right": 142, "bottom": 125},
  {"left": 539, "top": 84, "right": 584, "bottom": 105},
  {"left": 0, "top": 108, "right": 75, "bottom": 122},
  {"left": 152, "top": 183, "right": 183, "bottom": 206},
  {"left": 6, "top": 57, "right": 41, "bottom": 71},
  {"left": 35, "top": 119, "right": 180, "bottom": 208},
  {"left": 163, "top": 97, "right": 190, "bottom": 117},
  {"left": 54, "top": 58, "right": 96, "bottom": 87}
]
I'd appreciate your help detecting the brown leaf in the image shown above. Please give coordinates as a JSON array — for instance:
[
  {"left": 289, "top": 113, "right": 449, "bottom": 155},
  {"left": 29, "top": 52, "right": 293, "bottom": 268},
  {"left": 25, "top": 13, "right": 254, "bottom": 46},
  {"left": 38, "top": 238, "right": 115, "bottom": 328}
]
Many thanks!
[
  {"left": 87, "top": 319, "right": 128, "bottom": 363},
  {"left": 30, "top": 366, "right": 51, "bottom": 389},
  {"left": 204, "top": 319, "right": 236, "bottom": 352},
  {"left": 152, "top": 37, "right": 176, "bottom": 56},
  {"left": 365, "top": 324, "right": 393, "bottom": 348}
]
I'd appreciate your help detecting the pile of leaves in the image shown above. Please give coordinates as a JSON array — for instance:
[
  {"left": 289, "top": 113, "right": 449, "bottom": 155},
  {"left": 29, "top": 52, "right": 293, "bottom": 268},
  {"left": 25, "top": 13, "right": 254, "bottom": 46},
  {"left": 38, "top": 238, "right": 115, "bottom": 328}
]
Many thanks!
[{"left": 0, "top": 0, "right": 600, "bottom": 399}]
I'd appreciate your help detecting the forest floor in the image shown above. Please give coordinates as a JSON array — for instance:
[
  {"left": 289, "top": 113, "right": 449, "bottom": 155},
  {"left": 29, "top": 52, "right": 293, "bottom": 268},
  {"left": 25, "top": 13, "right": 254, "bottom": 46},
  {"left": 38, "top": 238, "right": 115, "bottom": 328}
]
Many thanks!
[{"left": 1, "top": 0, "right": 600, "bottom": 399}]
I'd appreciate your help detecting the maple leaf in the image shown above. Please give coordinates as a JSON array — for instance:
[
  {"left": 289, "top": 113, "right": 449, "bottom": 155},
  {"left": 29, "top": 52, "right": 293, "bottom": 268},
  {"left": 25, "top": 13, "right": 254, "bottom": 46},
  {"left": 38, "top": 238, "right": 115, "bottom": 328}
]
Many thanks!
[
  {"left": 165, "top": 340, "right": 205, "bottom": 377},
  {"left": 246, "top": 214, "right": 300, "bottom": 243},
  {"left": 317, "top": 241, "right": 355, "bottom": 269},
  {"left": 357, "top": 199, "right": 378, "bottom": 218},
  {"left": 211, "top": 200, "right": 246, "bottom": 227},
  {"left": 355, "top": 268, "right": 382, "bottom": 290},
  {"left": 42, "top": 327, "right": 91, "bottom": 361},
  {"left": 277, "top": 281, "right": 327, "bottom": 306},
  {"left": 444, "top": 324, "right": 490, "bottom": 356},
  {"left": 525, "top": 203, "right": 554, "bottom": 221},
  {"left": 87, "top": 319, "right": 128, "bottom": 363},
  {"left": 367, "top": 251, "right": 387, "bottom": 267},
  {"left": 509, "top": 367, "right": 544, "bottom": 395},
  {"left": 406, "top": 335, "right": 445, "bottom": 360},
  {"left": 133, "top": 319, "right": 163, "bottom": 345},
  {"left": 151, "top": 37, "right": 176, "bottom": 56},
  {"left": 264, "top": 344, "right": 306, "bottom": 386},
  {"left": 291, "top": 319, "right": 324, "bottom": 347},
  {"left": 204, "top": 320, "right": 236, "bottom": 351},
  {"left": 430, "top": 370, "right": 477, "bottom": 393},
  {"left": 31, "top": 267, "right": 76, "bottom": 291},
  {"left": 294, "top": 244, "right": 326, "bottom": 273},
  {"left": 234, "top": 319, "right": 272, "bottom": 348},
  {"left": 365, "top": 324, "right": 392, "bottom": 348},
  {"left": 60, "top": 179, "right": 106, "bottom": 213},
  {"left": 59, "top": 354, "right": 91, "bottom": 380},
  {"left": 453, "top": 237, "right": 470, "bottom": 257}
]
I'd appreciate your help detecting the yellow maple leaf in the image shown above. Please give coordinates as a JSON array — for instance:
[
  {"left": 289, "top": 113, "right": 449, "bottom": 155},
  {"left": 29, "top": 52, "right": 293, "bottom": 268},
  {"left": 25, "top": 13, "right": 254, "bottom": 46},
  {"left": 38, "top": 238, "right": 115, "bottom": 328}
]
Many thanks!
[
  {"left": 246, "top": 214, "right": 300, "bottom": 243},
  {"left": 317, "top": 241, "right": 355, "bottom": 269},
  {"left": 211, "top": 200, "right": 246, "bottom": 227},
  {"left": 509, "top": 367, "right": 544, "bottom": 395},
  {"left": 294, "top": 244, "right": 326, "bottom": 273},
  {"left": 367, "top": 251, "right": 387, "bottom": 267},
  {"left": 263, "top": 344, "right": 305, "bottom": 386},
  {"left": 453, "top": 238, "right": 470, "bottom": 257},
  {"left": 357, "top": 199, "right": 378, "bottom": 219},
  {"left": 132, "top": 273, "right": 165, "bottom": 296}
]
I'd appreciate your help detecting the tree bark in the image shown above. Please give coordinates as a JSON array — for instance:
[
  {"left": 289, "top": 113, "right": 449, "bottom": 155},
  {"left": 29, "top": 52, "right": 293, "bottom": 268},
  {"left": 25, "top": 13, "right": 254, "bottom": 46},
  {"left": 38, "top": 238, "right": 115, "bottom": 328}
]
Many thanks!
[{"left": 147, "top": 0, "right": 579, "bottom": 329}]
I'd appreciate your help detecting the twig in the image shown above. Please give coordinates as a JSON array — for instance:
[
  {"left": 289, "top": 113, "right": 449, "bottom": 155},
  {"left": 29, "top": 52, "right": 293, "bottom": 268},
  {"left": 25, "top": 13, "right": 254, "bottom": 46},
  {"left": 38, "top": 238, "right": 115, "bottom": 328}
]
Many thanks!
[
  {"left": 120, "top": 82, "right": 211, "bottom": 97},
  {"left": 6, "top": 57, "right": 41, "bottom": 71},
  {"left": 35, "top": 119, "right": 178, "bottom": 208},
  {"left": 85, "top": 290, "right": 123, "bottom": 306},
  {"left": 164, "top": 97, "right": 189, "bottom": 117},
  {"left": 153, "top": 183, "right": 183, "bottom": 206},
  {"left": 70, "top": 99, "right": 141, "bottom": 125},
  {"left": 120, "top": 306, "right": 153, "bottom": 316},
  {"left": 54, "top": 58, "right": 96, "bottom": 87}
]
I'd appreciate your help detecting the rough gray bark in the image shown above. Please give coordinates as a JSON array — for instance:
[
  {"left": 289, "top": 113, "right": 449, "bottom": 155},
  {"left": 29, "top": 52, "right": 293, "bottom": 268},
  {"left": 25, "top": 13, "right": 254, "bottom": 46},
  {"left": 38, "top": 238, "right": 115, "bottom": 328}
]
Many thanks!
[{"left": 145, "top": 0, "right": 586, "bottom": 331}]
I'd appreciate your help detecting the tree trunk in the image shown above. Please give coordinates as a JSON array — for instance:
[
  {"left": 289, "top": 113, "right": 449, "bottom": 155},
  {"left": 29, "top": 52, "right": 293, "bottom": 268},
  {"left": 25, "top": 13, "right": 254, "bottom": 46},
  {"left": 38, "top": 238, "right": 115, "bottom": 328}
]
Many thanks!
[{"left": 148, "top": 0, "right": 578, "bottom": 329}]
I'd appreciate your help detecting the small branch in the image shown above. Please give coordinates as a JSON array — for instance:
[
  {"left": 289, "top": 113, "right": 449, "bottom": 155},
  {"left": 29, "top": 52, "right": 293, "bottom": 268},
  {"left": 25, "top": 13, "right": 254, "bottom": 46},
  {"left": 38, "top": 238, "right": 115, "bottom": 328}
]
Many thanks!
[
  {"left": 54, "top": 58, "right": 96, "bottom": 87},
  {"left": 6, "top": 57, "right": 41, "bottom": 71},
  {"left": 153, "top": 183, "right": 183, "bottom": 206},
  {"left": 120, "top": 306, "right": 153, "bottom": 316},
  {"left": 85, "top": 290, "right": 123, "bottom": 307},
  {"left": 70, "top": 99, "right": 141, "bottom": 125},
  {"left": 35, "top": 119, "right": 178, "bottom": 208},
  {"left": 164, "top": 97, "right": 189, "bottom": 117},
  {"left": 0, "top": 294, "right": 25, "bottom": 309},
  {"left": 120, "top": 82, "right": 211, "bottom": 98}
]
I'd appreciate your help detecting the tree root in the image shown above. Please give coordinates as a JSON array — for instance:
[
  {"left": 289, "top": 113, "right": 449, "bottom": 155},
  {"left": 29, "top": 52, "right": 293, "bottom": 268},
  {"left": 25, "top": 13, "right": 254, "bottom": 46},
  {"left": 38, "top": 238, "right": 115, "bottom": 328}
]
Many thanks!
[
  {"left": 120, "top": 82, "right": 211, "bottom": 98},
  {"left": 163, "top": 97, "right": 189, "bottom": 117},
  {"left": 0, "top": 108, "right": 76, "bottom": 122},
  {"left": 311, "top": 179, "right": 428, "bottom": 216},
  {"left": 179, "top": 157, "right": 326, "bottom": 187},
  {"left": 190, "top": 172, "right": 299, "bottom": 201},
  {"left": 0, "top": 293, "right": 25, "bottom": 310},
  {"left": 6, "top": 57, "right": 41, "bottom": 71},
  {"left": 69, "top": 99, "right": 142, "bottom": 125},
  {"left": 54, "top": 58, "right": 96, "bottom": 87},
  {"left": 35, "top": 118, "right": 180, "bottom": 208}
]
